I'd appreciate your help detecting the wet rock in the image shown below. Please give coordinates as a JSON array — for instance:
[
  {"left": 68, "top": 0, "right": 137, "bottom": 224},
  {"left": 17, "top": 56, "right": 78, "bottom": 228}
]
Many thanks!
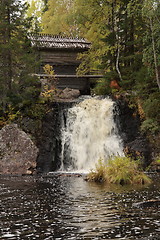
[
  {"left": 133, "top": 199, "right": 160, "bottom": 208},
  {"left": 56, "top": 173, "right": 82, "bottom": 177},
  {"left": 149, "top": 161, "right": 160, "bottom": 172},
  {"left": 43, "top": 172, "right": 84, "bottom": 178},
  {"left": 36, "top": 102, "right": 74, "bottom": 173},
  {"left": 0, "top": 124, "right": 38, "bottom": 175},
  {"left": 115, "top": 97, "right": 152, "bottom": 168},
  {"left": 124, "top": 136, "right": 151, "bottom": 167},
  {"left": 115, "top": 97, "right": 141, "bottom": 143}
]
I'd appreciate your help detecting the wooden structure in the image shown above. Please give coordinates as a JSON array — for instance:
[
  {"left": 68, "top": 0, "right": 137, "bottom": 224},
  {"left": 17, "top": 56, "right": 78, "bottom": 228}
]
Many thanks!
[
  {"left": 30, "top": 34, "right": 103, "bottom": 94},
  {"left": 30, "top": 33, "right": 96, "bottom": 94}
]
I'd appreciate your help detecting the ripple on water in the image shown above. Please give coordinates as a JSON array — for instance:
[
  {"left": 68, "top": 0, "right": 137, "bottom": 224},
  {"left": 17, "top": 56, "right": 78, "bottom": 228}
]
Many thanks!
[{"left": 0, "top": 174, "right": 160, "bottom": 239}]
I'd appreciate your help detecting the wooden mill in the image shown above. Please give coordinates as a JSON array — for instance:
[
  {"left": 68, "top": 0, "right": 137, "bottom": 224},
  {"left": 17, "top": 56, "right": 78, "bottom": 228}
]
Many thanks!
[{"left": 30, "top": 33, "right": 102, "bottom": 94}]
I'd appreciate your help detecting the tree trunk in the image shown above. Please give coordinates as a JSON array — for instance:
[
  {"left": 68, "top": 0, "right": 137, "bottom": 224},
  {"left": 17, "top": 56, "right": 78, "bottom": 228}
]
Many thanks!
[
  {"left": 112, "top": 0, "right": 122, "bottom": 81},
  {"left": 150, "top": 17, "right": 160, "bottom": 90},
  {"left": 6, "top": 2, "right": 12, "bottom": 91},
  {"left": 113, "top": 0, "right": 123, "bottom": 81}
]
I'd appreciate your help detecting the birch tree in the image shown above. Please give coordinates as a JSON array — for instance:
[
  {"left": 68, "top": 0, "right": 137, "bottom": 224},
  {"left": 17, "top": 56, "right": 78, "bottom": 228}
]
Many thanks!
[{"left": 143, "top": 0, "right": 160, "bottom": 90}]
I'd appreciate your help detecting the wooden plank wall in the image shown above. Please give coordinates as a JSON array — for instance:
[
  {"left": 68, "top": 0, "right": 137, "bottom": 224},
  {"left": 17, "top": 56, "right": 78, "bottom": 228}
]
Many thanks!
[
  {"left": 39, "top": 49, "right": 81, "bottom": 74},
  {"left": 39, "top": 49, "right": 90, "bottom": 94}
]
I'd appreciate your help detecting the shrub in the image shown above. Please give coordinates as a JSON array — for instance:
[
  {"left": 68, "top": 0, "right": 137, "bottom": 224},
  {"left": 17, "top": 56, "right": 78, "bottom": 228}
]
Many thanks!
[
  {"left": 143, "top": 96, "right": 160, "bottom": 121},
  {"left": 141, "top": 118, "right": 159, "bottom": 134},
  {"left": 86, "top": 159, "right": 108, "bottom": 183},
  {"left": 92, "top": 78, "right": 110, "bottom": 95},
  {"left": 155, "top": 156, "right": 160, "bottom": 164},
  {"left": 87, "top": 156, "right": 151, "bottom": 185}
]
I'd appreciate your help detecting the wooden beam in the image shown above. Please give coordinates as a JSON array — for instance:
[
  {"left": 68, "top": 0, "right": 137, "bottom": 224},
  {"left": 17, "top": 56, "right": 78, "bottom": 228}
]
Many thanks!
[{"left": 34, "top": 74, "right": 104, "bottom": 78}]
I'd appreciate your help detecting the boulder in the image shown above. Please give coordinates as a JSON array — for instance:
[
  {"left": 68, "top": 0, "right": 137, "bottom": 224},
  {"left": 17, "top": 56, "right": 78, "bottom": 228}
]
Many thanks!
[
  {"left": 59, "top": 88, "right": 80, "bottom": 99},
  {"left": 0, "top": 124, "right": 38, "bottom": 175}
]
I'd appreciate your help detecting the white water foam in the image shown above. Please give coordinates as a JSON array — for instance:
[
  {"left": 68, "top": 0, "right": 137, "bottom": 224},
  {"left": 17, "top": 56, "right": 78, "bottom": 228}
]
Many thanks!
[{"left": 60, "top": 97, "right": 124, "bottom": 172}]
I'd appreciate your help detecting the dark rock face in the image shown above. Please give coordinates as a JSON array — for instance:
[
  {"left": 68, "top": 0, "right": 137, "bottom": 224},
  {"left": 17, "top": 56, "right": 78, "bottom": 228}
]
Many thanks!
[
  {"left": 114, "top": 98, "right": 140, "bottom": 142},
  {"left": 125, "top": 137, "right": 151, "bottom": 166},
  {"left": 36, "top": 102, "right": 75, "bottom": 173},
  {"left": 115, "top": 98, "right": 151, "bottom": 167},
  {"left": 17, "top": 117, "right": 42, "bottom": 147},
  {"left": 0, "top": 124, "right": 38, "bottom": 175}
]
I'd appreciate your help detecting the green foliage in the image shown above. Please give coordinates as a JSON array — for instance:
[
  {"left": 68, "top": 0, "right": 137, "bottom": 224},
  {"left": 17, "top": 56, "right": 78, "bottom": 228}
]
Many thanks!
[
  {"left": 0, "top": 1, "right": 32, "bottom": 126},
  {"left": 106, "top": 156, "right": 151, "bottom": 185},
  {"left": 40, "top": 88, "right": 57, "bottom": 102},
  {"left": 26, "top": 0, "right": 44, "bottom": 31},
  {"left": 155, "top": 156, "right": 160, "bottom": 164},
  {"left": 0, "top": 0, "right": 41, "bottom": 123},
  {"left": 141, "top": 119, "right": 159, "bottom": 134},
  {"left": 87, "top": 159, "right": 108, "bottom": 183},
  {"left": 131, "top": 66, "right": 160, "bottom": 134},
  {"left": 0, "top": 0, "right": 159, "bottom": 139},
  {"left": 41, "top": 1, "right": 160, "bottom": 137},
  {"left": 43, "top": 64, "right": 56, "bottom": 76},
  {"left": 92, "top": 78, "right": 110, "bottom": 95},
  {"left": 40, "top": 64, "right": 58, "bottom": 102},
  {"left": 41, "top": 0, "right": 160, "bottom": 90},
  {"left": 41, "top": 0, "right": 76, "bottom": 36},
  {"left": 23, "top": 102, "right": 48, "bottom": 120},
  {"left": 142, "top": 0, "right": 160, "bottom": 90},
  {"left": 143, "top": 95, "right": 160, "bottom": 120},
  {"left": 87, "top": 156, "right": 151, "bottom": 185},
  {"left": 5, "top": 105, "right": 21, "bottom": 123}
]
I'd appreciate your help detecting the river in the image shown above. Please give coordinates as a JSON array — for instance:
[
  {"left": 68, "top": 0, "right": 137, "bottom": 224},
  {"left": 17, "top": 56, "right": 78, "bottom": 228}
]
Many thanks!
[{"left": 0, "top": 174, "right": 160, "bottom": 239}]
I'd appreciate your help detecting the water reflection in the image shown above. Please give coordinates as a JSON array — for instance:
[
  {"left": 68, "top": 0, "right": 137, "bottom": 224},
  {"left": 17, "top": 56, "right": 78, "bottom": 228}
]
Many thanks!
[{"left": 0, "top": 174, "right": 160, "bottom": 239}]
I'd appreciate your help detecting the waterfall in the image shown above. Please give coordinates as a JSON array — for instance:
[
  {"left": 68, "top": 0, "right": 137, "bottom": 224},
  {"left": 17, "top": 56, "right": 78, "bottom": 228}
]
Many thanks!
[{"left": 60, "top": 97, "right": 124, "bottom": 172}]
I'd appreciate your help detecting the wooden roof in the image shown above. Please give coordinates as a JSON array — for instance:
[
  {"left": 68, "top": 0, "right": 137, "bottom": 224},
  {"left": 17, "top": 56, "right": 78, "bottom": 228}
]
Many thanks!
[{"left": 29, "top": 33, "right": 91, "bottom": 50}]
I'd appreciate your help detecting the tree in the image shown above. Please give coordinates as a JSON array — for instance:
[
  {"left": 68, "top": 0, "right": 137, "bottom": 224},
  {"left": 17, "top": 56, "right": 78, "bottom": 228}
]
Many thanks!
[
  {"left": 41, "top": 0, "right": 75, "bottom": 36},
  {"left": 143, "top": 0, "right": 160, "bottom": 90},
  {"left": 0, "top": 0, "right": 40, "bottom": 113},
  {"left": 41, "top": 0, "right": 160, "bottom": 132},
  {"left": 42, "top": 0, "right": 48, "bottom": 11},
  {"left": 71, "top": 0, "right": 113, "bottom": 75},
  {"left": 26, "top": 0, "right": 45, "bottom": 31},
  {"left": 41, "top": 0, "right": 160, "bottom": 92}
]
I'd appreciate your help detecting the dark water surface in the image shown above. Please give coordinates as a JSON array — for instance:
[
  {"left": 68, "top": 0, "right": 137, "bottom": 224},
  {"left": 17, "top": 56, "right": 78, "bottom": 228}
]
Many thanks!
[{"left": 0, "top": 174, "right": 160, "bottom": 240}]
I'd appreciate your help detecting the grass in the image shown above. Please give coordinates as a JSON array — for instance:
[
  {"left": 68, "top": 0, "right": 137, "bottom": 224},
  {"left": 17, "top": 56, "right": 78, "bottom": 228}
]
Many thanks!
[
  {"left": 86, "top": 156, "right": 151, "bottom": 185},
  {"left": 155, "top": 156, "right": 160, "bottom": 164}
]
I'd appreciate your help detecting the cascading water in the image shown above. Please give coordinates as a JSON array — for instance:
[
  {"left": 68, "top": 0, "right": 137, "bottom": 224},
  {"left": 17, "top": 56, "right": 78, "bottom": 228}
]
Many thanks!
[{"left": 60, "top": 97, "right": 124, "bottom": 172}]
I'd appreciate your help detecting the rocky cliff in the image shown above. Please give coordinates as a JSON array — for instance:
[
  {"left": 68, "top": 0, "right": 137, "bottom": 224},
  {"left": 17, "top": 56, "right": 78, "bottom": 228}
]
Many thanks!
[{"left": 115, "top": 97, "right": 151, "bottom": 167}]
